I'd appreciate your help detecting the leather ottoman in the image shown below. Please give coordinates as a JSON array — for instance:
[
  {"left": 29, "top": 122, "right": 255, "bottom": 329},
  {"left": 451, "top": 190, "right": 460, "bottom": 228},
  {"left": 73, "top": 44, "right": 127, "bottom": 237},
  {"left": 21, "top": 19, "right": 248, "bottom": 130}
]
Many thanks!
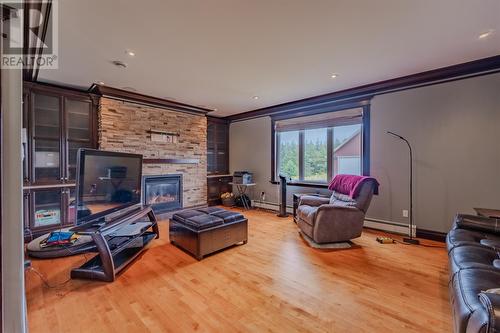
[{"left": 169, "top": 208, "right": 247, "bottom": 260}]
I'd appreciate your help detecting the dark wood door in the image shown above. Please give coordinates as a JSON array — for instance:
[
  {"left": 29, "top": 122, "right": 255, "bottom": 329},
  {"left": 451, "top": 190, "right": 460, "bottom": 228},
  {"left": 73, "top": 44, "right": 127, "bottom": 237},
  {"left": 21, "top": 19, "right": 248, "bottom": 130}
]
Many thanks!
[
  {"left": 207, "top": 117, "right": 229, "bottom": 175},
  {"left": 29, "top": 90, "right": 64, "bottom": 185}
]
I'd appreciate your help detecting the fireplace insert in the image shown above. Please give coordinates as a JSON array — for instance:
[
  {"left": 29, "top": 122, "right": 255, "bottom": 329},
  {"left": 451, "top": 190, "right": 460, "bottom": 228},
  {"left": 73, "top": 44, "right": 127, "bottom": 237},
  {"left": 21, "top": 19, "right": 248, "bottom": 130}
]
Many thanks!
[{"left": 142, "top": 174, "right": 182, "bottom": 215}]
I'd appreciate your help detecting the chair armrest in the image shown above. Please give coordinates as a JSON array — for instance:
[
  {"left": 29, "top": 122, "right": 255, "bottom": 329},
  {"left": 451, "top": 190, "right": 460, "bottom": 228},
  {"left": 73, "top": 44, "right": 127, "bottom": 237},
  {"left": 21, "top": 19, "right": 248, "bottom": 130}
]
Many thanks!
[
  {"left": 479, "top": 292, "right": 500, "bottom": 333},
  {"left": 454, "top": 214, "right": 500, "bottom": 235},
  {"left": 299, "top": 195, "right": 330, "bottom": 207}
]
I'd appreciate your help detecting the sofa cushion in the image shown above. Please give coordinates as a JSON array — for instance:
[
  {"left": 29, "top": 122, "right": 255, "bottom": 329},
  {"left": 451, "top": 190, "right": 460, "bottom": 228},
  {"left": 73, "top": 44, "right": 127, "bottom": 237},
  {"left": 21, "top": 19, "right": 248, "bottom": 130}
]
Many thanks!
[
  {"left": 182, "top": 214, "right": 224, "bottom": 231},
  {"left": 450, "top": 268, "right": 500, "bottom": 333},
  {"left": 297, "top": 205, "right": 318, "bottom": 226},
  {"left": 480, "top": 239, "right": 500, "bottom": 250},
  {"left": 172, "top": 210, "right": 206, "bottom": 223},
  {"left": 211, "top": 210, "right": 245, "bottom": 224},
  {"left": 449, "top": 245, "right": 499, "bottom": 275},
  {"left": 196, "top": 207, "right": 226, "bottom": 215},
  {"left": 446, "top": 228, "right": 500, "bottom": 252}
]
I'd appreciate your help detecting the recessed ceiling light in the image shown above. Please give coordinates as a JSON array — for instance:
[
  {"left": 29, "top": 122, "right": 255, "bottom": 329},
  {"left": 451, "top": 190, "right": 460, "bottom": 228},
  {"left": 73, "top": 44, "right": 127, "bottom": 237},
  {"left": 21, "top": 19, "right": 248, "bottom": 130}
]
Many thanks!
[
  {"left": 331, "top": 73, "right": 339, "bottom": 79},
  {"left": 253, "top": 96, "right": 259, "bottom": 100},
  {"left": 125, "top": 49, "right": 136, "bottom": 57},
  {"left": 96, "top": 81, "right": 105, "bottom": 85},
  {"left": 213, "top": 108, "right": 218, "bottom": 112},
  {"left": 478, "top": 29, "right": 494, "bottom": 39}
]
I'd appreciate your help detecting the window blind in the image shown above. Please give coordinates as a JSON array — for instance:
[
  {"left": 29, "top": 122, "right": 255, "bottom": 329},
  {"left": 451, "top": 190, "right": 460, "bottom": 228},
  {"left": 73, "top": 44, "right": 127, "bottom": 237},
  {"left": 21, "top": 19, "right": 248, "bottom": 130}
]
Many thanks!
[{"left": 274, "top": 107, "right": 363, "bottom": 132}]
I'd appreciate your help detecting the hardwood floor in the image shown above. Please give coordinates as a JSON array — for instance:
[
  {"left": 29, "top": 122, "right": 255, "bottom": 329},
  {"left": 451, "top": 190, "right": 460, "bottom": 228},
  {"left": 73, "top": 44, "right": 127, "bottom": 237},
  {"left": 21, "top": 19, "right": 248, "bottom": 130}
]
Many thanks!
[{"left": 26, "top": 208, "right": 452, "bottom": 332}]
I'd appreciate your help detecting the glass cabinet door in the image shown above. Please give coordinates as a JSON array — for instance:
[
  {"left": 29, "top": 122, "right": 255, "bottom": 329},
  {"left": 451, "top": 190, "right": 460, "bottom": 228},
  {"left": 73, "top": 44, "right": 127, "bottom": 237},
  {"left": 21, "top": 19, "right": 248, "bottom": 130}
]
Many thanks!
[
  {"left": 65, "top": 98, "right": 93, "bottom": 182},
  {"left": 32, "top": 92, "right": 62, "bottom": 183},
  {"left": 30, "top": 188, "right": 63, "bottom": 229},
  {"left": 207, "top": 122, "right": 216, "bottom": 174}
]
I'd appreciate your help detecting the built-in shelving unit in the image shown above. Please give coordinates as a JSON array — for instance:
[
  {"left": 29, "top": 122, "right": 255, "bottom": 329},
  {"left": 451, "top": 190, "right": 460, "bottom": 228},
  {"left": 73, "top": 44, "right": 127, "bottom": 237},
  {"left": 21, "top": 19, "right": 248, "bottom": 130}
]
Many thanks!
[{"left": 23, "top": 82, "right": 99, "bottom": 240}]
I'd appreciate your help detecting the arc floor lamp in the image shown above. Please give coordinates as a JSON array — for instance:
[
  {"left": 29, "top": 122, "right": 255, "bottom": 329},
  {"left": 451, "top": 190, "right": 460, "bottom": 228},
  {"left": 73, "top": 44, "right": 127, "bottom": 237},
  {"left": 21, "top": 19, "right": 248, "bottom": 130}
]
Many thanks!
[{"left": 387, "top": 131, "right": 420, "bottom": 245}]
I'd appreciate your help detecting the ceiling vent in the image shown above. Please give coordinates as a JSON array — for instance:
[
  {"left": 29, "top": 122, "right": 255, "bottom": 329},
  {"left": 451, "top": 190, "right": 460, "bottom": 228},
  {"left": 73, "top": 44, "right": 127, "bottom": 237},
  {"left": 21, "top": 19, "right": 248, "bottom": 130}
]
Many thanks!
[{"left": 111, "top": 60, "right": 128, "bottom": 68}]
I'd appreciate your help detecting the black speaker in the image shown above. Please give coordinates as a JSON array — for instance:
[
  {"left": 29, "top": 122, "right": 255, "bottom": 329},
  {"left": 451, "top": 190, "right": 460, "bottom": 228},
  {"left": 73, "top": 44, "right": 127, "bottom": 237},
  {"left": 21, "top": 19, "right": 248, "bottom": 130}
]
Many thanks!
[{"left": 277, "top": 174, "right": 289, "bottom": 217}]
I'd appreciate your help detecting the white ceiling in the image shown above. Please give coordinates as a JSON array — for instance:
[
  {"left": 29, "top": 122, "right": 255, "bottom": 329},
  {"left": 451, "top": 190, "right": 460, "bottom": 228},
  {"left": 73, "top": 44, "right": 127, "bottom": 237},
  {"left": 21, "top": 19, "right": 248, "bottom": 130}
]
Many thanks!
[{"left": 39, "top": 0, "right": 500, "bottom": 117}]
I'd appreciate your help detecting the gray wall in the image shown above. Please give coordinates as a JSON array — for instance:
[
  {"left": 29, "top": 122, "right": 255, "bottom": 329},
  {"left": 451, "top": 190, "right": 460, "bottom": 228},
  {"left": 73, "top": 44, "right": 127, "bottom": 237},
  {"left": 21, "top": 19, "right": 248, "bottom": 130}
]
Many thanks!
[{"left": 229, "top": 72, "right": 500, "bottom": 233}]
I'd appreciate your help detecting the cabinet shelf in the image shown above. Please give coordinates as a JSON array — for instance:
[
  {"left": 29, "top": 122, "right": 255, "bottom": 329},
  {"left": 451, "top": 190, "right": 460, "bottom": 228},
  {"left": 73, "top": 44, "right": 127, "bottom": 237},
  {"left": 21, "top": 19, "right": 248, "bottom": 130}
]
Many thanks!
[{"left": 23, "top": 82, "right": 97, "bottom": 241}]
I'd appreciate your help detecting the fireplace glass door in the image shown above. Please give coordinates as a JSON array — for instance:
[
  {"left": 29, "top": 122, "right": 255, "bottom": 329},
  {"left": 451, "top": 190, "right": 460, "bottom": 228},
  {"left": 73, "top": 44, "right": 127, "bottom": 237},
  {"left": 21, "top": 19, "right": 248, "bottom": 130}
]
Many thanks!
[{"left": 143, "top": 175, "right": 182, "bottom": 214}]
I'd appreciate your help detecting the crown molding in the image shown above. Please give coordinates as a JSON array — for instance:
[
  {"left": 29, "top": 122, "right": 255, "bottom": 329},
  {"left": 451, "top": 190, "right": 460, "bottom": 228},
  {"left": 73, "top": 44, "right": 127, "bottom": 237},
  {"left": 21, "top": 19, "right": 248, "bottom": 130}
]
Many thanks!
[{"left": 226, "top": 55, "right": 500, "bottom": 122}]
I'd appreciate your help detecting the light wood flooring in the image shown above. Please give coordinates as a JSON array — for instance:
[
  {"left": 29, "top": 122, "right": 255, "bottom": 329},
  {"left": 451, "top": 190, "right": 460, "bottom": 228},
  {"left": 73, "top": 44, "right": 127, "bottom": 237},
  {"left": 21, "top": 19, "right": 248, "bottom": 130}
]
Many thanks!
[{"left": 26, "top": 208, "right": 452, "bottom": 332}]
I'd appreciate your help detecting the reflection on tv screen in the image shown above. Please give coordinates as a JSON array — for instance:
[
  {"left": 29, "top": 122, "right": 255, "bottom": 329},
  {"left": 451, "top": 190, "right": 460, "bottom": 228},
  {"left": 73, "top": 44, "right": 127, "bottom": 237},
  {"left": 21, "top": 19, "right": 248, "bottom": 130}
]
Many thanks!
[{"left": 78, "top": 153, "right": 142, "bottom": 222}]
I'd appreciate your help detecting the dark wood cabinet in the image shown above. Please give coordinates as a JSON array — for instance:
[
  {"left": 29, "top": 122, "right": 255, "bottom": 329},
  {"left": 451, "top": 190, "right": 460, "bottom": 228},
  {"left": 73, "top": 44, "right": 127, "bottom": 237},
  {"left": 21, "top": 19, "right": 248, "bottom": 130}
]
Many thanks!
[
  {"left": 207, "top": 117, "right": 229, "bottom": 175},
  {"left": 23, "top": 83, "right": 98, "bottom": 240},
  {"left": 207, "top": 176, "right": 233, "bottom": 206},
  {"left": 207, "top": 117, "right": 231, "bottom": 206}
]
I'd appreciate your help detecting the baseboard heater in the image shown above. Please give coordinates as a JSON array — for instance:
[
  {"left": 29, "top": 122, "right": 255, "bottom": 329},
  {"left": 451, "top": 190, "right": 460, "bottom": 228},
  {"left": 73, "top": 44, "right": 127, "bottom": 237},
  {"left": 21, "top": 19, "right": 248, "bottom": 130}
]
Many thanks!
[
  {"left": 252, "top": 200, "right": 293, "bottom": 214},
  {"left": 252, "top": 200, "right": 415, "bottom": 236}
]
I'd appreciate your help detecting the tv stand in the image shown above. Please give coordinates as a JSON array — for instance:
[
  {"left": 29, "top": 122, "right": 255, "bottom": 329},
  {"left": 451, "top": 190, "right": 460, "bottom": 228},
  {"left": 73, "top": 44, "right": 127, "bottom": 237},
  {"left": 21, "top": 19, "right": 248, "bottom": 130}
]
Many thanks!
[{"left": 70, "top": 205, "right": 159, "bottom": 282}]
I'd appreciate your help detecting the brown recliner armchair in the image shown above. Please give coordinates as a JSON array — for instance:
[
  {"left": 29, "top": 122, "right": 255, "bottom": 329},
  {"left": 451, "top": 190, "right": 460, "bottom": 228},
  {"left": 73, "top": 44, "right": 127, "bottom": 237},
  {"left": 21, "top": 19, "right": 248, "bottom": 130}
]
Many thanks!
[{"left": 296, "top": 180, "right": 377, "bottom": 244}]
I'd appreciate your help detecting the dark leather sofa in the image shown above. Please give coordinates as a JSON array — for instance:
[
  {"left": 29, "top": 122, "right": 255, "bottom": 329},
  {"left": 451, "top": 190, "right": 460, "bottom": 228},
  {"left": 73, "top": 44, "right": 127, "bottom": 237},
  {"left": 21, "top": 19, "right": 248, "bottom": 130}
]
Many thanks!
[{"left": 446, "top": 214, "right": 500, "bottom": 333}]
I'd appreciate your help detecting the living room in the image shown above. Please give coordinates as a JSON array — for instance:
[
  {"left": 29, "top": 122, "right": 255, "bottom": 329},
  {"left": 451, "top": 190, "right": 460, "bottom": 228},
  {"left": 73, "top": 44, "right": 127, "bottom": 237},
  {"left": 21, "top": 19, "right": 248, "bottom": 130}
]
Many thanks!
[{"left": 1, "top": 1, "right": 500, "bottom": 332}]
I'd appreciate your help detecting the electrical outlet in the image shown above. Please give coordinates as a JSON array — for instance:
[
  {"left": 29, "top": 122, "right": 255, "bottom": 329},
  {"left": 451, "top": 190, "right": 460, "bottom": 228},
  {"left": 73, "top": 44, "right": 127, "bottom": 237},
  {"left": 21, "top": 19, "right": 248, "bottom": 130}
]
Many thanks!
[{"left": 402, "top": 210, "right": 409, "bottom": 218}]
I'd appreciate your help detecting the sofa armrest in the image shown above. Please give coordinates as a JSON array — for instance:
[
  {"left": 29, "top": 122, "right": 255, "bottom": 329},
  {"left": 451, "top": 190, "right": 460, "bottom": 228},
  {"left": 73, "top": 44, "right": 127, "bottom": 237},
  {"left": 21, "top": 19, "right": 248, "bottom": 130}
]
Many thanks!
[
  {"left": 454, "top": 214, "right": 500, "bottom": 235},
  {"left": 299, "top": 195, "right": 330, "bottom": 207},
  {"left": 479, "top": 292, "right": 500, "bottom": 333}
]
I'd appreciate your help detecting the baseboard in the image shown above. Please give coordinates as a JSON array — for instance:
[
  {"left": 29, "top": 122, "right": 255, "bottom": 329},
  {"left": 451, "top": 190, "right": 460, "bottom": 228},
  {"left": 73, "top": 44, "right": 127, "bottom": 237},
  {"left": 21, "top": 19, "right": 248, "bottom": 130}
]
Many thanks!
[
  {"left": 252, "top": 200, "right": 293, "bottom": 214},
  {"left": 415, "top": 228, "right": 446, "bottom": 242},
  {"left": 363, "top": 218, "right": 416, "bottom": 237},
  {"left": 251, "top": 201, "right": 447, "bottom": 241}
]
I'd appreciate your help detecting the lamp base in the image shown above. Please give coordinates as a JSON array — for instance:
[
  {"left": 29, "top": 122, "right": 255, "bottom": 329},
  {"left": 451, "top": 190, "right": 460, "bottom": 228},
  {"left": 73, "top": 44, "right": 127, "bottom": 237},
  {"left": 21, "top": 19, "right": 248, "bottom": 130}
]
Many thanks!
[{"left": 403, "top": 237, "right": 420, "bottom": 245}]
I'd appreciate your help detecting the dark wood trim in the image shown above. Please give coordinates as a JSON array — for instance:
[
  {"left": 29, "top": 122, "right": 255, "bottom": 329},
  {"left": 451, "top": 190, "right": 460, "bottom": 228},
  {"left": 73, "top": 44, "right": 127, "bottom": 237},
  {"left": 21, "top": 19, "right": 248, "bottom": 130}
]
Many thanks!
[
  {"left": 89, "top": 84, "right": 212, "bottom": 115},
  {"left": 23, "top": 0, "right": 52, "bottom": 82},
  {"left": 226, "top": 55, "right": 500, "bottom": 122},
  {"left": 362, "top": 104, "right": 370, "bottom": 176},
  {"left": 143, "top": 158, "right": 200, "bottom": 165},
  {"left": 416, "top": 228, "right": 446, "bottom": 243},
  {"left": 0, "top": 30, "right": 2, "bottom": 333},
  {"left": 298, "top": 131, "right": 304, "bottom": 180},
  {"left": 270, "top": 118, "right": 276, "bottom": 184},
  {"left": 269, "top": 180, "right": 328, "bottom": 189},
  {"left": 207, "top": 115, "right": 229, "bottom": 124},
  {"left": 24, "top": 81, "right": 94, "bottom": 98},
  {"left": 32, "top": 0, "right": 52, "bottom": 82}
]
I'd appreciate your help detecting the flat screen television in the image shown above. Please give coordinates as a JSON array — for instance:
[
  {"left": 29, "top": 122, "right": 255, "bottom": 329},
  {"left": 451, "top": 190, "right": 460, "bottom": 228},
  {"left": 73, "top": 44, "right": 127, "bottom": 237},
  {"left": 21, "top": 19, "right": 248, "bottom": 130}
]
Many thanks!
[{"left": 75, "top": 149, "right": 143, "bottom": 225}]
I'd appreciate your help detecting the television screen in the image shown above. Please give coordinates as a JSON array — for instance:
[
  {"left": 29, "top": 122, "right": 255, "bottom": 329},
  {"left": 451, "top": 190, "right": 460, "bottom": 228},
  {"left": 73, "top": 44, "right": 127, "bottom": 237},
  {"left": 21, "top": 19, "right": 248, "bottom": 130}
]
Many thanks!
[{"left": 75, "top": 149, "right": 143, "bottom": 225}]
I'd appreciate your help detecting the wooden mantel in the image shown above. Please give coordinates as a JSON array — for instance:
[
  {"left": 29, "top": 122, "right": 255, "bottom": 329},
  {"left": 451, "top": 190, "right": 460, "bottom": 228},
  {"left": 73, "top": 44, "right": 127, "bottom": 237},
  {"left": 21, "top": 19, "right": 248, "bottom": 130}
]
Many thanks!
[{"left": 143, "top": 158, "right": 200, "bottom": 164}]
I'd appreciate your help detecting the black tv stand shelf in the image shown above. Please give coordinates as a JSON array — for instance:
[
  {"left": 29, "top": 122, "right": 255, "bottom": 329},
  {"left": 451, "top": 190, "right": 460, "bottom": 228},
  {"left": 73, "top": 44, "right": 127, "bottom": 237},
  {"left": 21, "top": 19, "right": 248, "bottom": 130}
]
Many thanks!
[{"left": 70, "top": 205, "right": 159, "bottom": 282}]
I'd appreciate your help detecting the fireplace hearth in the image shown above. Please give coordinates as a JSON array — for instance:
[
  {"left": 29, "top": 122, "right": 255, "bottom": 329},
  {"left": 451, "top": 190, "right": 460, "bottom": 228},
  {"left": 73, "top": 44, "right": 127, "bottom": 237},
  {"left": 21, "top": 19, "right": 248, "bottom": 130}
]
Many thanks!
[{"left": 142, "top": 174, "right": 183, "bottom": 215}]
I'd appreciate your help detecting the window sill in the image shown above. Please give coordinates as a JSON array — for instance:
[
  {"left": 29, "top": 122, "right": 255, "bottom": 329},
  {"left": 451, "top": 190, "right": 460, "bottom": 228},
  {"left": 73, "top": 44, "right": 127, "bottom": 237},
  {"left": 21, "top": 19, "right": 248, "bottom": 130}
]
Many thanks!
[{"left": 269, "top": 180, "right": 329, "bottom": 189}]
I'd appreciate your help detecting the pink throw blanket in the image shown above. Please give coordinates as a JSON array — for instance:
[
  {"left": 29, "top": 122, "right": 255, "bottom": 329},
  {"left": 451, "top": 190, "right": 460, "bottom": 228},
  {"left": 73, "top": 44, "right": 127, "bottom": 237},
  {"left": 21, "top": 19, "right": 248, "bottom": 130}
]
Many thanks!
[{"left": 328, "top": 174, "right": 379, "bottom": 198}]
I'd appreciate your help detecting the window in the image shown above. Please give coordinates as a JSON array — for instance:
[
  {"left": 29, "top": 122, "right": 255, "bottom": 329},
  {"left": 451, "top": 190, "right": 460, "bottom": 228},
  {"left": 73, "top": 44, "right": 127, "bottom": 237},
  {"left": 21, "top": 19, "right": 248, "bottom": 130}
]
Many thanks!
[
  {"left": 273, "top": 107, "right": 367, "bottom": 185},
  {"left": 304, "top": 128, "right": 328, "bottom": 182},
  {"left": 333, "top": 124, "right": 362, "bottom": 176},
  {"left": 277, "top": 131, "right": 299, "bottom": 180}
]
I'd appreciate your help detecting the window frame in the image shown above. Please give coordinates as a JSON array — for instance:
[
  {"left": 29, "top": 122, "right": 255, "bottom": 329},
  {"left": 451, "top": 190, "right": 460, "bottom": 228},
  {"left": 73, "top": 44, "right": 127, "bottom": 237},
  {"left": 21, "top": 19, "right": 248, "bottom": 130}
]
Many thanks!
[{"left": 271, "top": 101, "right": 370, "bottom": 188}]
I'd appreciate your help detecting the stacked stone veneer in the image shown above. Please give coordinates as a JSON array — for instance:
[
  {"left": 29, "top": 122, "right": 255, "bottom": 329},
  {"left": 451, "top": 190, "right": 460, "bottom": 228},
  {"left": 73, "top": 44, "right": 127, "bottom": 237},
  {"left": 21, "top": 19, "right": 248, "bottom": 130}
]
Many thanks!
[{"left": 98, "top": 98, "right": 207, "bottom": 208}]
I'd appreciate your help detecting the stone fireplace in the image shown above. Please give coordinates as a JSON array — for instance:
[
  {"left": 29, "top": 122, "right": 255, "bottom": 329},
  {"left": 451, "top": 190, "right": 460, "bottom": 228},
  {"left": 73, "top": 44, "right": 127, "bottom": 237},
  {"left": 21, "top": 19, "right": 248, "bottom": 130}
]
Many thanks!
[
  {"left": 98, "top": 98, "right": 207, "bottom": 210},
  {"left": 142, "top": 174, "right": 183, "bottom": 214}
]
